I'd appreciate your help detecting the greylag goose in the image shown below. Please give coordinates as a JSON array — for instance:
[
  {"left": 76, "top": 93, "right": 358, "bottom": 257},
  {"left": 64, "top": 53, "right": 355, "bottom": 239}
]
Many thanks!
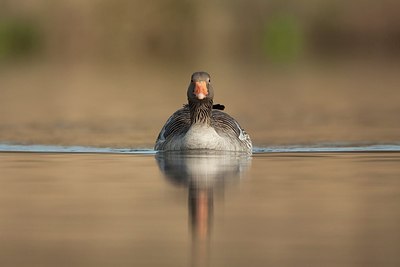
[{"left": 155, "top": 72, "right": 252, "bottom": 153}]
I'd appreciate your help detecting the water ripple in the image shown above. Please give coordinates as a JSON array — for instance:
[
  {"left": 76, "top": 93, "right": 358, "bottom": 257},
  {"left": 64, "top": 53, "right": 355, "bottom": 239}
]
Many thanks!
[
  {"left": 1, "top": 143, "right": 400, "bottom": 154},
  {"left": 253, "top": 144, "right": 400, "bottom": 153},
  {"left": 0, "top": 144, "right": 156, "bottom": 154}
]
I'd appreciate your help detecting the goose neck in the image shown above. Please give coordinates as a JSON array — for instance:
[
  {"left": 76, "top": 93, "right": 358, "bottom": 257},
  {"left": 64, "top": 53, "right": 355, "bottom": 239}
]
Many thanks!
[{"left": 189, "top": 100, "right": 213, "bottom": 125}]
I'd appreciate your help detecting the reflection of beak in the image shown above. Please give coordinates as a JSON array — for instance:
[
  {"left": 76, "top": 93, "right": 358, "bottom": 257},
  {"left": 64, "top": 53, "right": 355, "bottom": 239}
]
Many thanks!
[
  {"left": 197, "top": 190, "right": 209, "bottom": 240},
  {"left": 194, "top": 81, "right": 208, "bottom": 100}
]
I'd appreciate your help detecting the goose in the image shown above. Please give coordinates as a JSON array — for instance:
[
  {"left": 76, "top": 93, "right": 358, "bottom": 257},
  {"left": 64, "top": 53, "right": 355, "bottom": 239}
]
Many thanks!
[{"left": 155, "top": 72, "right": 252, "bottom": 153}]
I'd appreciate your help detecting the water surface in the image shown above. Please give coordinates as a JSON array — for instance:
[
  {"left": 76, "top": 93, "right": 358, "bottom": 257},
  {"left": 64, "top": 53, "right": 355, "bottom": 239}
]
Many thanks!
[{"left": 1, "top": 147, "right": 399, "bottom": 267}]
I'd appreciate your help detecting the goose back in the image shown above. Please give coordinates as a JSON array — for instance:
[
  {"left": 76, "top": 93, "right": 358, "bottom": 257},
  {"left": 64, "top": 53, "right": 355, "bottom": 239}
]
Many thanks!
[{"left": 155, "top": 105, "right": 252, "bottom": 152}]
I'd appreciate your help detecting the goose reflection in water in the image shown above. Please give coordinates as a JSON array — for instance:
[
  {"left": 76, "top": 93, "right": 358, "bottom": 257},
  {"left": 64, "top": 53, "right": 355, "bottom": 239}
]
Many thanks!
[{"left": 155, "top": 151, "right": 251, "bottom": 241}]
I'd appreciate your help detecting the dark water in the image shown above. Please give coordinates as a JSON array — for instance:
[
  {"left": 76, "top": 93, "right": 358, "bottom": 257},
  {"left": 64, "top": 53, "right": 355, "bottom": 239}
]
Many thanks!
[{"left": 1, "top": 145, "right": 400, "bottom": 267}]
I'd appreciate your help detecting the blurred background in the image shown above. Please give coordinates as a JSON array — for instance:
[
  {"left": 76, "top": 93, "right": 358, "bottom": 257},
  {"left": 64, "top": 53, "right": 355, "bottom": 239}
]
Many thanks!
[{"left": 1, "top": 0, "right": 399, "bottom": 148}]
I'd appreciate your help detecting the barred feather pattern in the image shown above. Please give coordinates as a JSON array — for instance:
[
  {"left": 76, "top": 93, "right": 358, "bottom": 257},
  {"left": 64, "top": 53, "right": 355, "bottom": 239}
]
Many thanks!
[
  {"left": 154, "top": 108, "right": 190, "bottom": 150},
  {"left": 212, "top": 110, "right": 252, "bottom": 152},
  {"left": 189, "top": 100, "right": 213, "bottom": 125},
  {"left": 155, "top": 101, "right": 252, "bottom": 153}
]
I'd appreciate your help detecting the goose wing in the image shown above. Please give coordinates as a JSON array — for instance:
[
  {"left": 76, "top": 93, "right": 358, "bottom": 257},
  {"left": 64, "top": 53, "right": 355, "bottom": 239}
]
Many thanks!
[
  {"left": 155, "top": 106, "right": 190, "bottom": 150},
  {"left": 212, "top": 110, "right": 252, "bottom": 146}
]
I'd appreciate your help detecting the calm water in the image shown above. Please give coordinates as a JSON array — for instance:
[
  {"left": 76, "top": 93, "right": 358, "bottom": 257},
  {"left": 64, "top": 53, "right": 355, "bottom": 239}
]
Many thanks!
[
  {"left": 1, "top": 146, "right": 400, "bottom": 267},
  {"left": 2, "top": 41, "right": 400, "bottom": 267}
]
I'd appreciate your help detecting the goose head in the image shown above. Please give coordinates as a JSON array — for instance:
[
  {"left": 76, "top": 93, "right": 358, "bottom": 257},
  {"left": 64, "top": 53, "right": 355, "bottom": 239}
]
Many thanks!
[{"left": 187, "top": 72, "right": 214, "bottom": 102}]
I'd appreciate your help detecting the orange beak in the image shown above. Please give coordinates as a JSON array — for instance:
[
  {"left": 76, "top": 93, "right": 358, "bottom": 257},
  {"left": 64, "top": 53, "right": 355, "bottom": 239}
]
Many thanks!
[{"left": 194, "top": 81, "right": 208, "bottom": 100}]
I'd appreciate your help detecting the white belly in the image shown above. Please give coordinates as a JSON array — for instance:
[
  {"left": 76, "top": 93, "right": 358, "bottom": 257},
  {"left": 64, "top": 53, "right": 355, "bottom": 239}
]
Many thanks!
[{"left": 182, "top": 124, "right": 224, "bottom": 150}]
